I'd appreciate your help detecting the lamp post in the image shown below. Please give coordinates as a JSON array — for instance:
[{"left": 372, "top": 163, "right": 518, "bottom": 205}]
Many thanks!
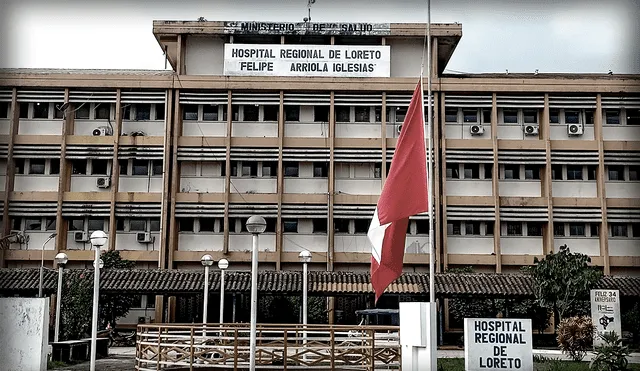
[
  {"left": 201, "top": 254, "right": 213, "bottom": 337},
  {"left": 54, "top": 252, "right": 68, "bottom": 343},
  {"left": 89, "top": 230, "right": 107, "bottom": 371},
  {"left": 246, "top": 215, "right": 266, "bottom": 370},
  {"left": 299, "top": 250, "right": 311, "bottom": 359},
  {"left": 217, "top": 258, "right": 229, "bottom": 325},
  {"left": 38, "top": 232, "right": 57, "bottom": 298}
]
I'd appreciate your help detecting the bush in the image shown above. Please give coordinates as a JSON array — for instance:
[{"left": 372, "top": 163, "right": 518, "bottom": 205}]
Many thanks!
[
  {"left": 590, "top": 332, "right": 630, "bottom": 371},
  {"left": 557, "top": 316, "right": 595, "bottom": 361}
]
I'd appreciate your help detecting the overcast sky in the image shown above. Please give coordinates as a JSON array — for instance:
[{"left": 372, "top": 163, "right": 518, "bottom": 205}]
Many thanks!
[{"left": 0, "top": 0, "right": 638, "bottom": 74}]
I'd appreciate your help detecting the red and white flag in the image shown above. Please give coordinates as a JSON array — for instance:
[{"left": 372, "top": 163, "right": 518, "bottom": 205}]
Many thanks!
[{"left": 368, "top": 82, "right": 429, "bottom": 302}]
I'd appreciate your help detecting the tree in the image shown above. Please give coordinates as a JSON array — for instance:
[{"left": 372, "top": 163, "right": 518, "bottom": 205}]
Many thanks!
[
  {"left": 524, "top": 244, "right": 602, "bottom": 324},
  {"left": 60, "top": 250, "right": 137, "bottom": 340}
]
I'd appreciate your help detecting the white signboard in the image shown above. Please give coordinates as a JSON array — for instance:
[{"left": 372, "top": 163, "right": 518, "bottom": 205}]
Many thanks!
[
  {"left": 464, "top": 318, "right": 533, "bottom": 371},
  {"left": 223, "top": 43, "right": 390, "bottom": 78},
  {"left": 591, "top": 289, "right": 622, "bottom": 346},
  {"left": 223, "top": 21, "right": 391, "bottom": 36}
]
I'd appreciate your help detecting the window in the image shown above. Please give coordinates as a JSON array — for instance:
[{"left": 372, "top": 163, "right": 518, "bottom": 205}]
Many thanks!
[
  {"left": 527, "top": 222, "right": 543, "bottom": 237},
  {"left": 463, "top": 164, "right": 480, "bottom": 179},
  {"left": 15, "top": 158, "right": 25, "bottom": 174},
  {"left": 285, "top": 106, "right": 300, "bottom": 121},
  {"left": 503, "top": 110, "right": 518, "bottom": 124},
  {"left": 608, "top": 165, "right": 624, "bottom": 181},
  {"left": 88, "top": 218, "right": 105, "bottom": 232},
  {"left": 553, "top": 222, "right": 565, "bottom": 237},
  {"left": 551, "top": 165, "right": 562, "bottom": 180},
  {"left": 19, "top": 103, "right": 28, "bottom": 118},
  {"left": 152, "top": 160, "right": 163, "bottom": 176},
  {"left": 629, "top": 166, "right": 639, "bottom": 181},
  {"left": 69, "top": 218, "right": 84, "bottom": 231},
  {"left": 284, "top": 162, "right": 299, "bottom": 177},
  {"left": 179, "top": 218, "right": 194, "bottom": 232},
  {"left": 149, "top": 219, "right": 160, "bottom": 232},
  {"left": 446, "top": 163, "right": 459, "bottom": 179},
  {"left": 482, "top": 109, "right": 491, "bottom": 124},
  {"left": 463, "top": 109, "right": 477, "bottom": 123},
  {"left": 122, "top": 105, "right": 131, "bottom": 120},
  {"left": 605, "top": 110, "right": 620, "bottom": 125},
  {"left": 95, "top": 104, "right": 111, "bottom": 120},
  {"left": 264, "top": 218, "right": 277, "bottom": 233},
  {"left": 523, "top": 110, "right": 537, "bottom": 124},
  {"left": 243, "top": 105, "right": 259, "bottom": 121},
  {"left": 49, "top": 159, "right": 60, "bottom": 175},
  {"left": 565, "top": 110, "right": 580, "bottom": 124},
  {"left": 29, "top": 159, "right": 46, "bottom": 174},
  {"left": 445, "top": 108, "right": 458, "bottom": 123},
  {"left": 610, "top": 223, "right": 628, "bottom": 237},
  {"left": 75, "top": 104, "right": 90, "bottom": 119},
  {"left": 263, "top": 105, "right": 278, "bottom": 121},
  {"left": 465, "top": 221, "right": 481, "bottom": 235},
  {"left": 313, "top": 219, "right": 327, "bottom": 233},
  {"left": 203, "top": 105, "right": 218, "bottom": 121},
  {"left": 503, "top": 164, "right": 519, "bottom": 180},
  {"left": 135, "top": 104, "right": 151, "bottom": 120},
  {"left": 354, "top": 107, "right": 370, "bottom": 122},
  {"left": 506, "top": 222, "right": 522, "bottom": 236},
  {"left": 71, "top": 159, "right": 87, "bottom": 175},
  {"left": 155, "top": 104, "right": 165, "bottom": 120},
  {"left": 119, "top": 159, "right": 128, "bottom": 175},
  {"left": 569, "top": 223, "right": 585, "bottom": 236},
  {"left": 524, "top": 165, "right": 540, "bottom": 180},
  {"left": 116, "top": 219, "right": 125, "bottom": 231},
  {"left": 566, "top": 165, "right": 583, "bottom": 180},
  {"left": 241, "top": 162, "right": 257, "bottom": 177},
  {"left": 374, "top": 163, "right": 382, "bottom": 178},
  {"left": 225, "top": 105, "right": 239, "bottom": 121},
  {"left": 549, "top": 109, "right": 560, "bottom": 124},
  {"left": 45, "top": 217, "right": 56, "bottom": 231},
  {"left": 485, "top": 221, "right": 494, "bottom": 236},
  {"left": 587, "top": 165, "right": 597, "bottom": 181},
  {"left": 335, "top": 106, "right": 350, "bottom": 122},
  {"left": 585, "top": 110, "right": 594, "bottom": 125},
  {"left": 395, "top": 107, "right": 407, "bottom": 122},
  {"left": 627, "top": 109, "right": 640, "bottom": 125},
  {"left": 0, "top": 102, "right": 8, "bottom": 118},
  {"left": 447, "top": 221, "right": 461, "bottom": 235},
  {"left": 33, "top": 103, "right": 49, "bottom": 119},
  {"left": 199, "top": 218, "right": 215, "bottom": 232},
  {"left": 91, "top": 160, "right": 108, "bottom": 175},
  {"left": 183, "top": 105, "right": 198, "bottom": 121},
  {"left": 127, "top": 219, "right": 145, "bottom": 231},
  {"left": 262, "top": 162, "right": 277, "bottom": 177},
  {"left": 632, "top": 223, "right": 640, "bottom": 238},
  {"left": 283, "top": 219, "right": 298, "bottom": 233},
  {"left": 25, "top": 218, "right": 42, "bottom": 231},
  {"left": 314, "top": 106, "right": 329, "bottom": 122},
  {"left": 313, "top": 162, "right": 328, "bottom": 177},
  {"left": 590, "top": 223, "right": 600, "bottom": 237},
  {"left": 334, "top": 219, "right": 349, "bottom": 233},
  {"left": 484, "top": 163, "right": 493, "bottom": 179},
  {"left": 353, "top": 219, "right": 370, "bottom": 234},
  {"left": 132, "top": 160, "right": 149, "bottom": 176},
  {"left": 415, "top": 220, "right": 429, "bottom": 235}
]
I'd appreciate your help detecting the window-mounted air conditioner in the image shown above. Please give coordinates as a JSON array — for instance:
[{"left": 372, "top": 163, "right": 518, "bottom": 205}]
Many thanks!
[
  {"left": 470, "top": 124, "right": 485, "bottom": 136},
  {"left": 567, "top": 124, "right": 583, "bottom": 136},
  {"left": 136, "top": 232, "right": 154, "bottom": 244},
  {"left": 96, "top": 177, "right": 111, "bottom": 189},
  {"left": 74, "top": 231, "right": 89, "bottom": 242},
  {"left": 524, "top": 125, "right": 539, "bottom": 136},
  {"left": 92, "top": 126, "right": 113, "bottom": 136}
]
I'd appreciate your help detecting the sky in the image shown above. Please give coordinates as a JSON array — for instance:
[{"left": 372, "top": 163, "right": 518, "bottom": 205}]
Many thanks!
[{"left": 0, "top": 0, "right": 638, "bottom": 74}]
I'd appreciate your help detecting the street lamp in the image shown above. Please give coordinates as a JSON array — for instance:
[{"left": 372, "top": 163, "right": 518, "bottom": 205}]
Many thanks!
[
  {"left": 89, "top": 230, "right": 107, "bottom": 371},
  {"left": 201, "top": 254, "right": 214, "bottom": 337},
  {"left": 38, "top": 232, "right": 57, "bottom": 297},
  {"left": 299, "top": 250, "right": 312, "bottom": 358},
  {"left": 92, "top": 259, "right": 104, "bottom": 269},
  {"left": 246, "top": 215, "right": 266, "bottom": 370},
  {"left": 217, "top": 258, "right": 229, "bottom": 325},
  {"left": 54, "top": 252, "right": 68, "bottom": 343}
]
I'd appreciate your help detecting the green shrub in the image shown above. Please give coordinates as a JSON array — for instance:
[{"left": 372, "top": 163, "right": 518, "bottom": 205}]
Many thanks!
[
  {"left": 590, "top": 332, "right": 630, "bottom": 371},
  {"left": 557, "top": 316, "right": 595, "bottom": 361}
]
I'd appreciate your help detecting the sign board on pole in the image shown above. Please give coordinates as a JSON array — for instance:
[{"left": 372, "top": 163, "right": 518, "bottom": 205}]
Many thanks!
[
  {"left": 223, "top": 44, "right": 390, "bottom": 78},
  {"left": 464, "top": 318, "right": 533, "bottom": 371},
  {"left": 590, "top": 289, "right": 621, "bottom": 346}
]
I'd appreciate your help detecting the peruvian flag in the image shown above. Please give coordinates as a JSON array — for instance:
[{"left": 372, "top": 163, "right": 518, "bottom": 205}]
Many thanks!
[{"left": 368, "top": 82, "right": 429, "bottom": 302}]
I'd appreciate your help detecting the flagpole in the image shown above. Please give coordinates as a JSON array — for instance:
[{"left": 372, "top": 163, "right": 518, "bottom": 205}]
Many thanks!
[{"left": 427, "top": 0, "right": 435, "bottom": 307}]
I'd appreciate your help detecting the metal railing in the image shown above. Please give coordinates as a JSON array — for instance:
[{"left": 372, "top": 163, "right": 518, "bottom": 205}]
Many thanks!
[{"left": 136, "top": 323, "right": 400, "bottom": 370}]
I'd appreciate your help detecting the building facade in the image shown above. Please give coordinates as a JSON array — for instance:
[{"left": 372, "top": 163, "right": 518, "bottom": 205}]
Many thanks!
[{"left": 1, "top": 20, "right": 639, "bottom": 322}]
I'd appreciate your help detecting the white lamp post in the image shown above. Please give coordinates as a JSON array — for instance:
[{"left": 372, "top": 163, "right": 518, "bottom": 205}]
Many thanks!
[
  {"left": 38, "top": 232, "right": 57, "bottom": 297},
  {"left": 299, "top": 250, "right": 311, "bottom": 360},
  {"left": 201, "top": 254, "right": 214, "bottom": 337},
  {"left": 54, "top": 252, "right": 68, "bottom": 343},
  {"left": 246, "top": 215, "right": 266, "bottom": 370},
  {"left": 217, "top": 258, "right": 229, "bottom": 325},
  {"left": 89, "top": 230, "right": 107, "bottom": 371}
]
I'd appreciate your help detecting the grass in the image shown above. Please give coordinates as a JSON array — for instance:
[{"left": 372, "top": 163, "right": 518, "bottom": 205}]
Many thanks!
[
  {"left": 435, "top": 358, "right": 640, "bottom": 371},
  {"left": 47, "top": 360, "right": 69, "bottom": 369}
]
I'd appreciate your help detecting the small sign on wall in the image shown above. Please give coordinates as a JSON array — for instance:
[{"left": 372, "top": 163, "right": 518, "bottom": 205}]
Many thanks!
[
  {"left": 591, "top": 289, "right": 621, "bottom": 346},
  {"left": 464, "top": 318, "right": 533, "bottom": 371}
]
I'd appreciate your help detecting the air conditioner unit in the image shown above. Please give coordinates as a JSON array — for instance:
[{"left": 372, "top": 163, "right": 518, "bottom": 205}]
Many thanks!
[
  {"left": 567, "top": 124, "right": 583, "bottom": 136},
  {"left": 524, "top": 125, "right": 539, "bottom": 136},
  {"left": 92, "top": 126, "right": 113, "bottom": 136},
  {"left": 96, "top": 177, "right": 111, "bottom": 189},
  {"left": 137, "top": 316, "right": 146, "bottom": 324},
  {"left": 136, "top": 232, "right": 154, "bottom": 244},
  {"left": 469, "top": 124, "right": 485, "bottom": 136},
  {"left": 396, "top": 125, "right": 402, "bottom": 134},
  {"left": 74, "top": 231, "right": 89, "bottom": 242}
]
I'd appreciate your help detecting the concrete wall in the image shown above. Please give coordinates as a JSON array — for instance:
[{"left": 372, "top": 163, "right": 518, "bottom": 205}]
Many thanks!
[
  {"left": 552, "top": 181, "right": 597, "bottom": 198},
  {"left": 185, "top": 36, "right": 225, "bottom": 75},
  {"left": 18, "top": 119, "right": 62, "bottom": 135},
  {"left": 446, "top": 180, "right": 492, "bottom": 196},
  {"left": 0, "top": 298, "right": 50, "bottom": 371}
]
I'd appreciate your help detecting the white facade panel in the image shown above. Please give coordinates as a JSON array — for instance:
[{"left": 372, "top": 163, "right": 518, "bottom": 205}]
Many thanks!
[
  {"left": 501, "top": 237, "right": 544, "bottom": 255},
  {"left": 446, "top": 180, "right": 492, "bottom": 197},
  {"left": 229, "top": 234, "right": 276, "bottom": 252},
  {"left": 447, "top": 237, "right": 494, "bottom": 255},
  {"left": 70, "top": 176, "right": 111, "bottom": 193},
  {"left": 603, "top": 126, "right": 640, "bottom": 141},
  {"left": 180, "top": 177, "right": 225, "bottom": 193},
  {"left": 121, "top": 120, "right": 165, "bottom": 136},
  {"left": 74, "top": 120, "right": 114, "bottom": 136},
  {"left": 283, "top": 234, "right": 328, "bottom": 252},
  {"left": 185, "top": 36, "right": 225, "bottom": 75},
  {"left": 18, "top": 120, "right": 62, "bottom": 135},
  {"left": 119, "top": 177, "right": 163, "bottom": 193},
  {"left": 115, "top": 233, "right": 160, "bottom": 251},
  {"left": 284, "top": 178, "right": 328, "bottom": 194},
  {"left": 230, "top": 178, "right": 277, "bottom": 194},
  {"left": 550, "top": 124, "right": 595, "bottom": 140},
  {"left": 388, "top": 38, "right": 423, "bottom": 78},
  {"left": 285, "top": 122, "right": 329, "bottom": 137},
  {"left": 499, "top": 181, "right": 541, "bottom": 197},
  {"left": 182, "top": 122, "right": 227, "bottom": 136},
  {"left": 552, "top": 181, "right": 597, "bottom": 198},
  {"left": 178, "top": 234, "right": 224, "bottom": 251},
  {"left": 606, "top": 182, "right": 640, "bottom": 198},
  {"left": 445, "top": 124, "right": 491, "bottom": 140},
  {"left": 0, "top": 119, "right": 10, "bottom": 134},
  {"left": 386, "top": 124, "right": 402, "bottom": 139},
  {"left": 334, "top": 235, "right": 371, "bottom": 253},
  {"left": 66, "top": 232, "right": 90, "bottom": 250},
  {"left": 16, "top": 233, "right": 56, "bottom": 251},
  {"left": 335, "top": 179, "right": 381, "bottom": 195},
  {"left": 231, "top": 122, "right": 278, "bottom": 137},
  {"left": 497, "top": 126, "right": 527, "bottom": 140},
  {"left": 609, "top": 240, "right": 640, "bottom": 256},
  {"left": 13, "top": 176, "right": 59, "bottom": 192},
  {"left": 554, "top": 238, "right": 600, "bottom": 256},
  {"left": 405, "top": 236, "right": 429, "bottom": 254},
  {"left": 335, "top": 123, "right": 381, "bottom": 138}
]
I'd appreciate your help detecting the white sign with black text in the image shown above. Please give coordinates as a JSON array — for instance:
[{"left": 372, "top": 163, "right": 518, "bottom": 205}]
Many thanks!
[
  {"left": 591, "top": 289, "right": 621, "bottom": 346},
  {"left": 464, "top": 318, "right": 533, "bottom": 371},
  {"left": 223, "top": 43, "right": 390, "bottom": 78}
]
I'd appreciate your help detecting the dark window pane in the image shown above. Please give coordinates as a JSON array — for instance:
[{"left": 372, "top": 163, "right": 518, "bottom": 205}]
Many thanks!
[
  {"left": 179, "top": 218, "right": 194, "bottom": 232},
  {"left": 334, "top": 219, "right": 350, "bottom": 233},
  {"left": 203, "top": 105, "right": 218, "bottom": 121},
  {"left": 632, "top": 223, "right": 640, "bottom": 238},
  {"left": 504, "top": 165, "right": 519, "bottom": 180},
  {"left": 611, "top": 223, "right": 627, "bottom": 237},
  {"left": 33, "top": 102, "right": 49, "bottom": 119},
  {"left": 183, "top": 105, "right": 198, "bottom": 121},
  {"left": 122, "top": 105, "right": 131, "bottom": 120},
  {"left": 527, "top": 222, "right": 543, "bottom": 236},
  {"left": 629, "top": 166, "right": 639, "bottom": 181},
  {"left": 262, "top": 161, "right": 277, "bottom": 177},
  {"left": 241, "top": 162, "right": 258, "bottom": 177},
  {"left": 415, "top": 220, "right": 429, "bottom": 235},
  {"left": 463, "top": 164, "right": 479, "bottom": 179},
  {"left": 569, "top": 223, "right": 585, "bottom": 236},
  {"left": 484, "top": 163, "right": 493, "bottom": 179},
  {"left": 523, "top": 110, "right": 537, "bottom": 124},
  {"left": 608, "top": 165, "right": 624, "bottom": 181},
  {"left": 314, "top": 106, "right": 329, "bottom": 122},
  {"left": 230, "top": 161, "right": 238, "bottom": 177},
  {"left": 524, "top": 165, "right": 540, "bottom": 180},
  {"left": 447, "top": 221, "right": 461, "bottom": 235},
  {"left": 11, "top": 217, "right": 22, "bottom": 230},
  {"left": 29, "top": 159, "right": 46, "bottom": 174},
  {"left": 283, "top": 219, "right": 298, "bottom": 233},
  {"left": 116, "top": 219, "right": 125, "bottom": 231},
  {"left": 155, "top": 104, "right": 165, "bottom": 120},
  {"left": 465, "top": 221, "right": 480, "bottom": 235},
  {"left": 129, "top": 219, "right": 146, "bottom": 231},
  {"left": 485, "top": 221, "right": 494, "bottom": 236},
  {"left": 313, "top": 219, "right": 327, "bottom": 233},
  {"left": 243, "top": 105, "right": 259, "bottom": 121},
  {"left": 627, "top": 109, "right": 640, "bottom": 125},
  {"left": 69, "top": 218, "right": 84, "bottom": 231},
  {"left": 503, "top": 110, "right": 518, "bottom": 124},
  {"left": 261, "top": 105, "right": 277, "bottom": 121},
  {"left": 285, "top": 106, "right": 300, "bottom": 121},
  {"left": 313, "top": 162, "right": 328, "bottom": 177},
  {"left": 446, "top": 163, "right": 459, "bottom": 179},
  {"left": 551, "top": 165, "right": 563, "bottom": 180},
  {"left": 354, "top": 107, "right": 370, "bottom": 122},
  {"left": 374, "top": 163, "right": 382, "bottom": 178},
  {"left": 15, "top": 158, "right": 25, "bottom": 174},
  {"left": 590, "top": 223, "right": 599, "bottom": 237},
  {"left": 19, "top": 103, "right": 29, "bottom": 118},
  {"left": 284, "top": 162, "right": 299, "bottom": 177},
  {"left": 75, "top": 104, "right": 90, "bottom": 119},
  {"left": 88, "top": 218, "right": 104, "bottom": 232},
  {"left": 374, "top": 106, "right": 382, "bottom": 122},
  {"left": 587, "top": 165, "right": 597, "bottom": 181},
  {"left": 45, "top": 217, "right": 56, "bottom": 231},
  {"left": 119, "top": 159, "right": 128, "bottom": 175},
  {"left": 335, "top": 106, "right": 350, "bottom": 122},
  {"left": 95, "top": 104, "right": 111, "bottom": 120},
  {"left": 566, "top": 165, "right": 582, "bottom": 180},
  {"left": 554, "top": 222, "right": 565, "bottom": 237},
  {"left": 264, "top": 217, "right": 276, "bottom": 233},
  {"left": 354, "top": 219, "right": 370, "bottom": 234},
  {"left": 482, "top": 109, "right": 491, "bottom": 124},
  {"left": 549, "top": 109, "right": 559, "bottom": 124},
  {"left": 445, "top": 108, "right": 458, "bottom": 123},
  {"left": 152, "top": 160, "right": 163, "bottom": 176},
  {"left": 565, "top": 110, "right": 580, "bottom": 124},
  {"left": 132, "top": 160, "right": 148, "bottom": 176},
  {"left": 72, "top": 159, "right": 87, "bottom": 175},
  {"left": 25, "top": 218, "right": 42, "bottom": 231},
  {"left": 0, "top": 102, "right": 8, "bottom": 118},
  {"left": 199, "top": 218, "right": 215, "bottom": 232},
  {"left": 506, "top": 222, "right": 522, "bottom": 236},
  {"left": 463, "top": 109, "right": 477, "bottom": 123},
  {"left": 149, "top": 219, "right": 160, "bottom": 232},
  {"left": 91, "top": 159, "right": 108, "bottom": 175}
]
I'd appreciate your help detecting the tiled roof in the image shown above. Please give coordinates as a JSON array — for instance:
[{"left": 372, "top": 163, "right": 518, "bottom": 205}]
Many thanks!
[
  {"left": 0, "top": 68, "right": 174, "bottom": 76},
  {"left": 1, "top": 268, "right": 639, "bottom": 298}
]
